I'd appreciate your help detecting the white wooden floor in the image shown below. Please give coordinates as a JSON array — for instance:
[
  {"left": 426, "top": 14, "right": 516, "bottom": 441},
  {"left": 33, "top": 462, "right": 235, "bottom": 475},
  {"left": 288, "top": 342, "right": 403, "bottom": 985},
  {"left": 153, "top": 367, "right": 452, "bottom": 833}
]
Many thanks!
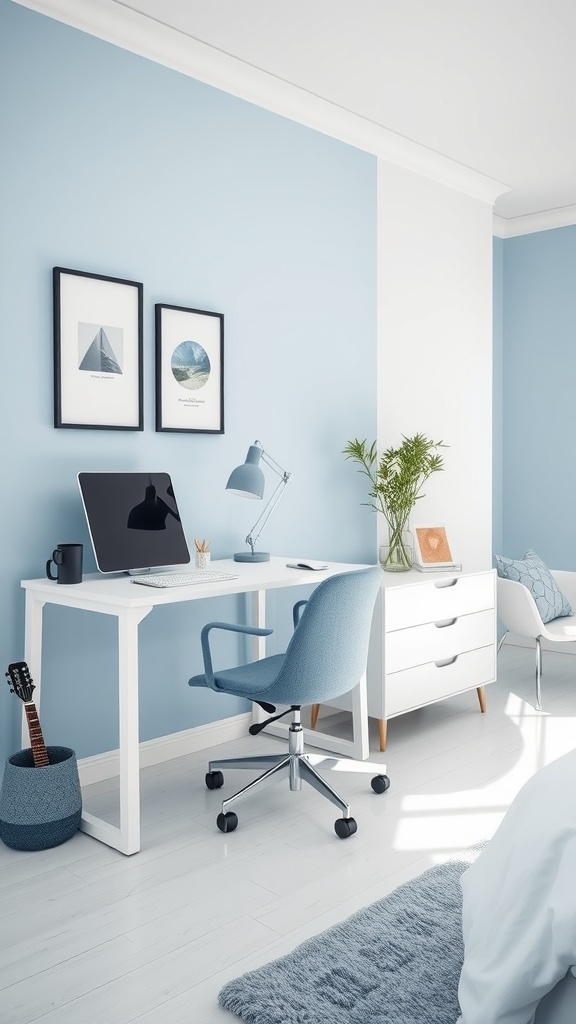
[{"left": 1, "top": 643, "right": 575, "bottom": 1024}]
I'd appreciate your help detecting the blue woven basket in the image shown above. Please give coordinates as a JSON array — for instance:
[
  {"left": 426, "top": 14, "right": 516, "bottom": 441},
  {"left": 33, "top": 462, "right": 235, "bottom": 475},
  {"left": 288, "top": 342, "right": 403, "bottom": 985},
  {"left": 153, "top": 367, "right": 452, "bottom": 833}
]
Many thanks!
[{"left": 0, "top": 746, "right": 82, "bottom": 851}]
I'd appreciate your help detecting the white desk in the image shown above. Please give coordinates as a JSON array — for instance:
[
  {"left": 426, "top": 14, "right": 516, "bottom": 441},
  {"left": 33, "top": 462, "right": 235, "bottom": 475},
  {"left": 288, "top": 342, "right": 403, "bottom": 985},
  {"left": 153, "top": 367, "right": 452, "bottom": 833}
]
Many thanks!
[{"left": 21, "top": 556, "right": 370, "bottom": 855}]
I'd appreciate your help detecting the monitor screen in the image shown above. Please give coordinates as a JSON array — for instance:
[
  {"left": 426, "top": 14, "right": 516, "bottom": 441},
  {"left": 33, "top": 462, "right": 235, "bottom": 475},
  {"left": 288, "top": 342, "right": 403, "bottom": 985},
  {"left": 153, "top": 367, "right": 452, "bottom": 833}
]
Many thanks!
[{"left": 78, "top": 472, "right": 191, "bottom": 573}]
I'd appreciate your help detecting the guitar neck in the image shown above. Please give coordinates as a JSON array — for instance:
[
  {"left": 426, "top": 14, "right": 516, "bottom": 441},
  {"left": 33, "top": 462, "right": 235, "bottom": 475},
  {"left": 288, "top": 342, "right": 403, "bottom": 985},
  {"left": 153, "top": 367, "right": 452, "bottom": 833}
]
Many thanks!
[{"left": 24, "top": 702, "right": 50, "bottom": 767}]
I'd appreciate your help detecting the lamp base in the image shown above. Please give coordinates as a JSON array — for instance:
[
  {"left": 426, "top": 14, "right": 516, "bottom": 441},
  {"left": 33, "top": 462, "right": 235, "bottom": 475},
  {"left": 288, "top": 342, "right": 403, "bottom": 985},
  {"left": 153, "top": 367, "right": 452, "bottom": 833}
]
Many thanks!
[{"left": 233, "top": 551, "right": 270, "bottom": 562}]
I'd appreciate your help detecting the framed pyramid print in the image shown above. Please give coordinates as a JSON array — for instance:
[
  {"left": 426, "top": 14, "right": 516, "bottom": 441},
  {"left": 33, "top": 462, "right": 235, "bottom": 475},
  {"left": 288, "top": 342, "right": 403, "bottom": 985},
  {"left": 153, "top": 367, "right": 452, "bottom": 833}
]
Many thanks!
[{"left": 53, "top": 267, "right": 143, "bottom": 429}]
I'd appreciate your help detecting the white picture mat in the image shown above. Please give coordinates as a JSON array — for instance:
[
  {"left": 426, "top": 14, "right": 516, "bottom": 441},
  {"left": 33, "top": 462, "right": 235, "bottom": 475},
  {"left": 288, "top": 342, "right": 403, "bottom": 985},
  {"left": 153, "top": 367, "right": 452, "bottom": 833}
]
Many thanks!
[
  {"left": 58, "top": 273, "right": 141, "bottom": 427},
  {"left": 158, "top": 306, "right": 222, "bottom": 431}
]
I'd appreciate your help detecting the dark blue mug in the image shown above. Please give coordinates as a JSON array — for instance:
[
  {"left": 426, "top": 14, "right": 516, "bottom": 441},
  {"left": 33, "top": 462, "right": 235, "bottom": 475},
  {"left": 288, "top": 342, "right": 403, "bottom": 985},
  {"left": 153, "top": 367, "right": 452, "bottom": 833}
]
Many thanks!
[{"left": 46, "top": 543, "right": 83, "bottom": 585}]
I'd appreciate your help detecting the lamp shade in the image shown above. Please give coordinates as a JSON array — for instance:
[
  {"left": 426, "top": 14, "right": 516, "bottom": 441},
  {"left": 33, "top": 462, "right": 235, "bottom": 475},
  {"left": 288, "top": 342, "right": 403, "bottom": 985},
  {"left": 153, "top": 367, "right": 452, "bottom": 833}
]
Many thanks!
[{"left": 225, "top": 445, "right": 265, "bottom": 499}]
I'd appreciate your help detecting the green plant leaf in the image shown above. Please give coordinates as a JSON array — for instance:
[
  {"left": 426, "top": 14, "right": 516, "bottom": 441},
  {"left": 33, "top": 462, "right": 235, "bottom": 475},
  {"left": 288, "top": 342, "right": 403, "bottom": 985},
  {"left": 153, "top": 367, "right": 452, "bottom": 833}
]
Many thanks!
[{"left": 343, "top": 432, "right": 447, "bottom": 527}]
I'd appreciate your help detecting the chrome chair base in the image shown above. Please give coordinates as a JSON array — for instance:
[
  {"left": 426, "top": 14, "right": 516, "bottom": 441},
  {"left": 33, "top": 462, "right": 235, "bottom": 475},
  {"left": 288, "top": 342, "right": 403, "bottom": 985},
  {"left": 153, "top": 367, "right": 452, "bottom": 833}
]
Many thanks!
[{"left": 208, "top": 713, "right": 388, "bottom": 821}]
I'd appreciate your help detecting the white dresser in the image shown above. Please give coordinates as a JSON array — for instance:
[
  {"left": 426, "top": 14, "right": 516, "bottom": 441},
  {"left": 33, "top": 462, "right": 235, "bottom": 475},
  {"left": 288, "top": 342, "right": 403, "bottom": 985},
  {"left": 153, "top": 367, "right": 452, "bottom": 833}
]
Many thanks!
[{"left": 315, "top": 566, "right": 496, "bottom": 751}]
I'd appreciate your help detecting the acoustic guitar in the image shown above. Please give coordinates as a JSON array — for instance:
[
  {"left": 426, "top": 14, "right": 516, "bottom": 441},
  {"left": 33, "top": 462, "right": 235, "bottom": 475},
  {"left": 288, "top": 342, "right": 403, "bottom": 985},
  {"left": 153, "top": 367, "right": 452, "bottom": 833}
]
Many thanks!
[{"left": 5, "top": 661, "right": 50, "bottom": 767}]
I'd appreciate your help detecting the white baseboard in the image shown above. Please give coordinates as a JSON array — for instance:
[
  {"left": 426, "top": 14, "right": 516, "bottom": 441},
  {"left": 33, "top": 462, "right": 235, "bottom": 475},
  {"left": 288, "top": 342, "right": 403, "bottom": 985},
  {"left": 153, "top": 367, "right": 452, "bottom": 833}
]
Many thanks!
[{"left": 77, "top": 712, "right": 252, "bottom": 786}]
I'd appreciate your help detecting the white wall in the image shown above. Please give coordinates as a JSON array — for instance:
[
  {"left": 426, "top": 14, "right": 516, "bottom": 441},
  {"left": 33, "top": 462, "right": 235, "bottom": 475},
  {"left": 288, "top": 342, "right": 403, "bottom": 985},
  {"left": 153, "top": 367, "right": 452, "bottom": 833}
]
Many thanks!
[{"left": 377, "top": 160, "right": 495, "bottom": 568}]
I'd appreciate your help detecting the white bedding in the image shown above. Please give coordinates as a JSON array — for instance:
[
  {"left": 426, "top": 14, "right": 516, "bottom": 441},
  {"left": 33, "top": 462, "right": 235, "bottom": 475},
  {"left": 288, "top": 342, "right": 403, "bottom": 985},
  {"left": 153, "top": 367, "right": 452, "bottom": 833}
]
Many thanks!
[{"left": 457, "top": 748, "right": 576, "bottom": 1024}]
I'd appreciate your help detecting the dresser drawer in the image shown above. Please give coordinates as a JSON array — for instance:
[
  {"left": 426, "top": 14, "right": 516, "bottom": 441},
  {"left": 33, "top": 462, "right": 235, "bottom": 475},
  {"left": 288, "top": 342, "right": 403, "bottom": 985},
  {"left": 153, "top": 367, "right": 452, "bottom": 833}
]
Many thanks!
[
  {"left": 383, "top": 645, "right": 496, "bottom": 718},
  {"left": 385, "top": 608, "right": 495, "bottom": 674},
  {"left": 385, "top": 571, "right": 495, "bottom": 631}
]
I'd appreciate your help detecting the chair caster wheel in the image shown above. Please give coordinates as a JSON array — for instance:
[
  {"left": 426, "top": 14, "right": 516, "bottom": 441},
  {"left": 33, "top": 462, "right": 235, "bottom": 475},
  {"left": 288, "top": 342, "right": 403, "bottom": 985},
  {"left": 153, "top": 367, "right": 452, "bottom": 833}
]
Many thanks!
[
  {"left": 217, "top": 811, "right": 238, "bottom": 833},
  {"left": 205, "top": 770, "right": 224, "bottom": 790},
  {"left": 371, "top": 774, "right": 391, "bottom": 794},
  {"left": 334, "top": 816, "right": 357, "bottom": 839}
]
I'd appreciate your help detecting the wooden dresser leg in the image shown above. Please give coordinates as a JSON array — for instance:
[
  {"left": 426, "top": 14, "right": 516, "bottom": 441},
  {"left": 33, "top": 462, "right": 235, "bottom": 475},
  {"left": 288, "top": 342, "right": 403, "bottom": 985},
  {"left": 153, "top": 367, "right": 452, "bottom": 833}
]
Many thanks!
[
  {"left": 310, "top": 703, "right": 320, "bottom": 729},
  {"left": 476, "top": 686, "right": 487, "bottom": 713},
  {"left": 378, "top": 718, "right": 387, "bottom": 752}
]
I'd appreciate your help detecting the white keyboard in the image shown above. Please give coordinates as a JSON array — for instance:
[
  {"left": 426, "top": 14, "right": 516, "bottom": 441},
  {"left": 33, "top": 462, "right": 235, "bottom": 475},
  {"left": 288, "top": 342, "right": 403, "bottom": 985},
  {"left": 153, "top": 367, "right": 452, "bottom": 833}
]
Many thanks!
[{"left": 131, "top": 570, "right": 239, "bottom": 589}]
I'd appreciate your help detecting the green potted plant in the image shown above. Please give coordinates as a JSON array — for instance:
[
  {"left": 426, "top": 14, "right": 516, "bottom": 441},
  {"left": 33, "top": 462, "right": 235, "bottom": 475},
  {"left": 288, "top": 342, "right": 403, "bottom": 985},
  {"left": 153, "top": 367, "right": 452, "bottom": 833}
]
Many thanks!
[{"left": 343, "top": 433, "right": 446, "bottom": 571}]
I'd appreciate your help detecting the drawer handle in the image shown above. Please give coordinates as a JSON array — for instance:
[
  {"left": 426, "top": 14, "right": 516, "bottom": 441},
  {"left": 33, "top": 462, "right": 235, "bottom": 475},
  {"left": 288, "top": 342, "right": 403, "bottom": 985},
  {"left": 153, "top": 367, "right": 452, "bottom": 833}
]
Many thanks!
[
  {"left": 434, "top": 618, "right": 457, "bottom": 629},
  {"left": 434, "top": 578, "right": 459, "bottom": 589},
  {"left": 435, "top": 655, "right": 458, "bottom": 668}
]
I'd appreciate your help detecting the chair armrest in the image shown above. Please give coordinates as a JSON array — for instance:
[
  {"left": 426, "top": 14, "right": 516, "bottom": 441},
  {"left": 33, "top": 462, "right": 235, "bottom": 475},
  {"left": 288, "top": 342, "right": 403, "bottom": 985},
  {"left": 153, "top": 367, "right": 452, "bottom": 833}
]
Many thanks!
[
  {"left": 496, "top": 576, "right": 545, "bottom": 637},
  {"left": 292, "top": 600, "right": 308, "bottom": 629},
  {"left": 200, "top": 621, "right": 273, "bottom": 689}
]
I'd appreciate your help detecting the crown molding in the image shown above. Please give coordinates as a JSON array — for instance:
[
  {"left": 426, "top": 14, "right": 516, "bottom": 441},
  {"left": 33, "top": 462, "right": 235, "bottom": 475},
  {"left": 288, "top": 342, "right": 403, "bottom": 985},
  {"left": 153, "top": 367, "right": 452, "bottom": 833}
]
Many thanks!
[
  {"left": 492, "top": 215, "right": 508, "bottom": 238},
  {"left": 12, "top": 0, "right": 508, "bottom": 206},
  {"left": 494, "top": 205, "right": 576, "bottom": 238}
]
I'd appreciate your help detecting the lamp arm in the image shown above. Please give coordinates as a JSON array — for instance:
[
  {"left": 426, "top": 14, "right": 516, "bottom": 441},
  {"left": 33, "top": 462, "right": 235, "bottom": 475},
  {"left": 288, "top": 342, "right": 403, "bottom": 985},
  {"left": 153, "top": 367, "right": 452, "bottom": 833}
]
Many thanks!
[
  {"left": 245, "top": 470, "right": 292, "bottom": 555},
  {"left": 260, "top": 449, "right": 288, "bottom": 478}
]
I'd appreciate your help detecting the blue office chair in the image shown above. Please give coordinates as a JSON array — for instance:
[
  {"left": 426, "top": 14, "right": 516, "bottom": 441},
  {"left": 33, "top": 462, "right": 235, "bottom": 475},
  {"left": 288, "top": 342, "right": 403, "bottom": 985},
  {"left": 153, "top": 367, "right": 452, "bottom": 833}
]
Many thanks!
[{"left": 188, "top": 565, "right": 390, "bottom": 838}]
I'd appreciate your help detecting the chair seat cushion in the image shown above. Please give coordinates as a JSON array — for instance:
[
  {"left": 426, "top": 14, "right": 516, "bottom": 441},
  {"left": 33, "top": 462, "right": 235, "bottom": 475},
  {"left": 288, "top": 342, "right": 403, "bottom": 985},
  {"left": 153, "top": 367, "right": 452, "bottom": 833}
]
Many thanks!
[
  {"left": 542, "top": 614, "right": 576, "bottom": 639},
  {"left": 189, "top": 653, "right": 285, "bottom": 698},
  {"left": 495, "top": 550, "right": 573, "bottom": 624}
]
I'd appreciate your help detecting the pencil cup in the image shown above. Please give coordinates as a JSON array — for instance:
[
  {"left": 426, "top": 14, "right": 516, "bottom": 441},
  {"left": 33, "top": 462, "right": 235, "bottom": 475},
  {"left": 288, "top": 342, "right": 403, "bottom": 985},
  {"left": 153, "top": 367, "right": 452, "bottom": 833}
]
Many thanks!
[{"left": 195, "top": 552, "right": 210, "bottom": 570}]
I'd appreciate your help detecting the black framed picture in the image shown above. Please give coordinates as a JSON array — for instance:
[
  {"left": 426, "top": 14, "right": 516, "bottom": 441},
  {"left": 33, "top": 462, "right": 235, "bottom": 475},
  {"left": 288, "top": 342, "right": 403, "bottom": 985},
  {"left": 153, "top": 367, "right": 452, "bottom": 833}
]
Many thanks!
[
  {"left": 53, "top": 267, "right": 143, "bottom": 430},
  {"left": 155, "top": 303, "right": 224, "bottom": 433}
]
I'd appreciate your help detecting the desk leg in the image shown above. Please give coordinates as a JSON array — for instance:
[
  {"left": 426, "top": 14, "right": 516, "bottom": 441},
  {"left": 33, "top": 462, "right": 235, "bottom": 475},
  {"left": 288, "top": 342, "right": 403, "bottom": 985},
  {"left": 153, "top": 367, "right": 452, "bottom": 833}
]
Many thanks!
[
  {"left": 250, "top": 589, "right": 267, "bottom": 659},
  {"left": 348, "top": 670, "right": 370, "bottom": 760},
  {"left": 117, "top": 607, "right": 148, "bottom": 855},
  {"left": 79, "top": 605, "right": 151, "bottom": 856},
  {"left": 22, "top": 592, "right": 45, "bottom": 749},
  {"left": 249, "top": 590, "right": 267, "bottom": 730}
]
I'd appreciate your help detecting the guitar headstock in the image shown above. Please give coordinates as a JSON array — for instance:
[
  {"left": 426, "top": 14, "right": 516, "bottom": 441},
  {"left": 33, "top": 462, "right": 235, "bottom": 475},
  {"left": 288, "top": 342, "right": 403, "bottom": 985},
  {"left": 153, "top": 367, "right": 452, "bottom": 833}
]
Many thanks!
[{"left": 6, "top": 661, "right": 35, "bottom": 703}]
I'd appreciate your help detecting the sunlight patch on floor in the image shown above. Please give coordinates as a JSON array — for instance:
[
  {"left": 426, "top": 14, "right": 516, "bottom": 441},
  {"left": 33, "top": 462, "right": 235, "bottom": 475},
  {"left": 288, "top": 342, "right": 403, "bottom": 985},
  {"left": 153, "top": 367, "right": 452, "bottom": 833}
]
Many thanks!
[
  {"left": 391, "top": 692, "right": 576, "bottom": 856},
  {"left": 394, "top": 810, "right": 505, "bottom": 854},
  {"left": 505, "top": 690, "right": 576, "bottom": 771}
]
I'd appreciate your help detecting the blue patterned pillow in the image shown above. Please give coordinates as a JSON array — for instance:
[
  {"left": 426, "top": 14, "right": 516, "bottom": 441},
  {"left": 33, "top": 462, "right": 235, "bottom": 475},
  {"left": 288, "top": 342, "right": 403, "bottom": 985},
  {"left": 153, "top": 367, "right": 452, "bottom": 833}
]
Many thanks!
[{"left": 495, "top": 549, "right": 572, "bottom": 623}]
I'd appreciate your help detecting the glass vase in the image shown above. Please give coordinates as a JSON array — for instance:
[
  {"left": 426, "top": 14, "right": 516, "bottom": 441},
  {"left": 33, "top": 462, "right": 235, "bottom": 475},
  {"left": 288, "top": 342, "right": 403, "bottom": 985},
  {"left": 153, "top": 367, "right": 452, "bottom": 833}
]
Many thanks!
[{"left": 379, "top": 526, "right": 413, "bottom": 572}]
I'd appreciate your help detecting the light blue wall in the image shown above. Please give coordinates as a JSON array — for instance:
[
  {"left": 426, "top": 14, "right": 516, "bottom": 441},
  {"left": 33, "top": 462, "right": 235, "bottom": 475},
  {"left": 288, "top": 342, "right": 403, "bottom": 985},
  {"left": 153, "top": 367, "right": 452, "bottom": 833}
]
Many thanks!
[
  {"left": 500, "top": 226, "right": 576, "bottom": 566},
  {"left": 492, "top": 236, "right": 504, "bottom": 556},
  {"left": 0, "top": 2, "right": 377, "bottom": 763}
]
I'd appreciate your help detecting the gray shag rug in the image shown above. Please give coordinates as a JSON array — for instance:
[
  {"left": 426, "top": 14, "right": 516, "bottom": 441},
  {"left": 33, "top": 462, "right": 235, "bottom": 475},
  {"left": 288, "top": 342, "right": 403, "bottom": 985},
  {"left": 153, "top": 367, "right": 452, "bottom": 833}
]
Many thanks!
[{"left": 219, "top": 850, "right": 483, "bottom": 1024}]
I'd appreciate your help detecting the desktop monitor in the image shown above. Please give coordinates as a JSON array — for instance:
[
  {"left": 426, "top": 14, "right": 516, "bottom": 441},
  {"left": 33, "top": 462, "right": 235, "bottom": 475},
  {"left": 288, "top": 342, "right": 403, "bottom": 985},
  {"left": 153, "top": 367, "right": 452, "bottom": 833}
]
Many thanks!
[{"left": 78, "top": 472, "right": 191, "bottom": 574}]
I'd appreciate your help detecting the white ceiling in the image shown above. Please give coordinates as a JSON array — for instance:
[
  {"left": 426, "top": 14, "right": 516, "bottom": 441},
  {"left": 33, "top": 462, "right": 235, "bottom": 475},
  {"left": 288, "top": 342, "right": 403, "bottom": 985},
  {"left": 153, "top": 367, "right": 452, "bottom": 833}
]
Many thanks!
[
  {"left": 105, "top": 0, "right": 576, "bottom": 223},
  {"left": 13, "top": 0, "right": 576, "bottom": 225}
]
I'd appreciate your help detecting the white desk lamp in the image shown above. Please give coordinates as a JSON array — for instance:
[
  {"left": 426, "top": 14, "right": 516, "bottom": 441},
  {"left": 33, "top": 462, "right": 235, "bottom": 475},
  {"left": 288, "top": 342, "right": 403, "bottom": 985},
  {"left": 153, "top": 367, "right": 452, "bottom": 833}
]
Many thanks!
[{"left": 226, "top": 440, "right": 292, "bottom": 562}]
